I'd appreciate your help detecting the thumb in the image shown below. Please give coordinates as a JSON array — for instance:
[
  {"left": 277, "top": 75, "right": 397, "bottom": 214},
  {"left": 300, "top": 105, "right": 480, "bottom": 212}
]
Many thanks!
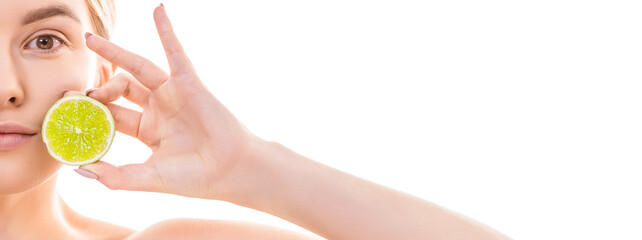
[{"left": 77, "top": 160, "right": 160, "bottom": 192}]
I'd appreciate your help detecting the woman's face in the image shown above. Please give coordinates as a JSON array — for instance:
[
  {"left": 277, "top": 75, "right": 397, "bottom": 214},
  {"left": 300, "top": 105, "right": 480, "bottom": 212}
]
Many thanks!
[{"left": 0, "top": 0, "right": 100, "bottom": 194}]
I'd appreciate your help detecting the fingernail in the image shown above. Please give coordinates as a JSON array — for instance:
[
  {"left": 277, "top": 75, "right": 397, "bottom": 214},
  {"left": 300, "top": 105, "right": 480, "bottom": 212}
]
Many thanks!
[
  {"left": 160, "top": 3, "right": 164, "bottom": 8},
  {"left": 85, "top": 32, "right": 93, "bottom": 40},
  {"left": 61, "top": 90, "right": 69, "bottom": 98},
  {"left": 75, "top": 168, "right": 98, "bottom": 179},
  {"left": 85, "top": 88, "right": 99, "bottom": 96}
]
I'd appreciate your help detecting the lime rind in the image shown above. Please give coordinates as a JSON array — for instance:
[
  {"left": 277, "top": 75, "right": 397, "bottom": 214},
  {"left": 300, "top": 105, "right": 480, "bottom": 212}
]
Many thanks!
[{"left": 42, "top": 95, "right": 115, "bottom": 166}]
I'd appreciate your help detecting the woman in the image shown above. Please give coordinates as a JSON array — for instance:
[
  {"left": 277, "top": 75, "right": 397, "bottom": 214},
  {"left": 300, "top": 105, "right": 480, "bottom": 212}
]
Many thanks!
[{"left": 0, "top": 0, "right": 510, "bottom": 239}]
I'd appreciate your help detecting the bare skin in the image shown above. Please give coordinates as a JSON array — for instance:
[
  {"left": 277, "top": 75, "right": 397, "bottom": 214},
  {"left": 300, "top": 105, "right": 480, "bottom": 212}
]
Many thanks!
[
  {"left": 0, "top": 0, "right": 126, "bottom": 238},
  {"left": 1, "top": 0, "right": 510, "bottom": 239},
  {"left": 0, "top": 0, "right": 308, "bottom": 239}
]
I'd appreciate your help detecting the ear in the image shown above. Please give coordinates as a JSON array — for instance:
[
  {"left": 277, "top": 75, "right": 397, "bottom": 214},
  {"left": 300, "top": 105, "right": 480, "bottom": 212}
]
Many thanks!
[{"left": 97, "top": 58, "right": 117, "bottom": 87}]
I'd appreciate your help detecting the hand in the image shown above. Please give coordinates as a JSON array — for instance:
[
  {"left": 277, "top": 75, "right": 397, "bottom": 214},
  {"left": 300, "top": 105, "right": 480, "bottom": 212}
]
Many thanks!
[{"left": 78, "top": 5, "right": 259, "bottom": 199}]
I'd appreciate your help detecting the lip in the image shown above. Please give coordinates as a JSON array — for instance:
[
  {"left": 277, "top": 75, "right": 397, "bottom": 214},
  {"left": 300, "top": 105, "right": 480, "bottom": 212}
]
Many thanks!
[{"left": 0, "top": 122, "right": 38, "bottom": 150}]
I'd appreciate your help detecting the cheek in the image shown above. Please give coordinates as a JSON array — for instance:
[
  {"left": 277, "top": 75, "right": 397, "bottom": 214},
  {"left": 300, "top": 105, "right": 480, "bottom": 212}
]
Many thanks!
[
  {"left": 24, "top": 50, "right": 97, "bottom": 101},
  {"left": 0, "top": 50, "right": 96, "bottom": 195},
  {"left": 23, "top": 49, "right": 98, "bottom": 121}
]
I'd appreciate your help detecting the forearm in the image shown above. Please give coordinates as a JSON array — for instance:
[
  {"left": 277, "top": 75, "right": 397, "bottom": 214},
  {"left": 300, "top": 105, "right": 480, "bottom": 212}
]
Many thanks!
[{"left": 223, "top": 140, "right": 510, "bottom": 240}]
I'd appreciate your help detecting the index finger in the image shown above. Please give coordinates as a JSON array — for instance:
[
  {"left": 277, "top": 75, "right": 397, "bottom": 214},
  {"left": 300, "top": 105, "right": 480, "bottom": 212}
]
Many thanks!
[{"left": 85, "top": 33, "right": 167, "bottom": 90}]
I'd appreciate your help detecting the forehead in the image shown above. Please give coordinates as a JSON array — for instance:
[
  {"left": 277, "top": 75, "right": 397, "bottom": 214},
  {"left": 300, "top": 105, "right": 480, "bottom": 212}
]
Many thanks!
[{"left": 0, "top": 0, "right": 91, "bottom": 28}]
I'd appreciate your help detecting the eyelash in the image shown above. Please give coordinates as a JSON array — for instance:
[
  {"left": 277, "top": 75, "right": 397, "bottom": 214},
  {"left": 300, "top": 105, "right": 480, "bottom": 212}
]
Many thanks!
[{"left": 24, "top": 34, "right": 69, "bottom": 54}]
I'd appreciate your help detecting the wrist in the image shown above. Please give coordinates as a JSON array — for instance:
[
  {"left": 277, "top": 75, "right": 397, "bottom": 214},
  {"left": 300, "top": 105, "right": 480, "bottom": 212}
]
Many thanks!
[{"left": 212, "top": 136, "right": 289, "bottom": 204}]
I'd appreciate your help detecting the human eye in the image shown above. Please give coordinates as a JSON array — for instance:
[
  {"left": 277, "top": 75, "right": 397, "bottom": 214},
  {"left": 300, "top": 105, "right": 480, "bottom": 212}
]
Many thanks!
[{"left": 24, "top": 34, "right": 69, "bottom": 54}]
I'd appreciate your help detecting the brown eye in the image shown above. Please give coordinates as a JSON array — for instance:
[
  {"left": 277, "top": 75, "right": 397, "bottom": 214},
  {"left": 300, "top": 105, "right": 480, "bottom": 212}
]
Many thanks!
[
  {"left": 36, "top": 36, "right": 55, "bottom": 49},
  {"left": 25, "top": 34, "right": 65, "bottom": 53}
]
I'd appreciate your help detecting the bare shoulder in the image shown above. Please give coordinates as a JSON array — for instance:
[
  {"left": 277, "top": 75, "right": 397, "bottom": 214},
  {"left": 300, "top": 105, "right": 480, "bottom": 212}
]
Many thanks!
[
  {"left": 126, "top": 218, "right": 317, "bottom": 240},
  {"left": 68, "top": 216, "right": 136, "bottom": 240}
]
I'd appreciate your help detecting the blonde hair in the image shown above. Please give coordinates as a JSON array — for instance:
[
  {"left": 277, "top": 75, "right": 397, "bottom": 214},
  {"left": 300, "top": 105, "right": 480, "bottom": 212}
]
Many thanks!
[{"left": 85, "top": 0, "right": 116, "bottom": 40}]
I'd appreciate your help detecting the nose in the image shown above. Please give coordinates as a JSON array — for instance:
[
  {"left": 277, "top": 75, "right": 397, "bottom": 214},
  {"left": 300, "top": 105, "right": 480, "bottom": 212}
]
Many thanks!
[{"left": 0, "top": 56, "right": 24, "bottom": 108}]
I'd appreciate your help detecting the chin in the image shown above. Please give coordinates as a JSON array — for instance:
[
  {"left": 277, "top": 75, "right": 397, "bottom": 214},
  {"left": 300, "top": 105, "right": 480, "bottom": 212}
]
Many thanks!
[{"left": 0, "top": 142, "right": 62, "bottom": 195}]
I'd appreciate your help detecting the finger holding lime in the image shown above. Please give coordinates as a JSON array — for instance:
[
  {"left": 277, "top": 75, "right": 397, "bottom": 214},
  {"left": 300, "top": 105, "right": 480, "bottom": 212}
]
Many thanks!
[{"left": 42, "top": 94, "right": 115, "bottom": 166}]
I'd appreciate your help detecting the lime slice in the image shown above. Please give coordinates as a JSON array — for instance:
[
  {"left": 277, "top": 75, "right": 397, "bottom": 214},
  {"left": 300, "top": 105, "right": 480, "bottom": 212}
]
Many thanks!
[{"left": 42, "top": 95, "right": 115, "bottom": 166}]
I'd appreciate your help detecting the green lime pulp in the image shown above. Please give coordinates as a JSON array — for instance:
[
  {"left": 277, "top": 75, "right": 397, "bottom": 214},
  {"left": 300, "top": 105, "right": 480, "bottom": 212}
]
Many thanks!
[{"left": 45, "top": 98, "right": 112, "bottom": 163}]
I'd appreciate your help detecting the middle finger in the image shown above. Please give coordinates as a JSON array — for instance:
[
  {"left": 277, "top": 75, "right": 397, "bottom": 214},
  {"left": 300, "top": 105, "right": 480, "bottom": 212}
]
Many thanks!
[{"left": 88, "top": 73, "right": 151, "bottom": 107}]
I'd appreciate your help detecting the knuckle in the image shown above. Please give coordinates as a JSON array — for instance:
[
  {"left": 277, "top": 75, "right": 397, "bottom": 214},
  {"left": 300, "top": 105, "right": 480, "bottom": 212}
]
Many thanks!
[
  {"left": 115, "top": 75, "right": 130, "bottom": 92},
  {"left": 165, "top": 48, "right": 180, "bottom": 58},
  {"left": 131, "top": 59, "right": 146, "bottom": 77},
  {"left": 110, "top": 74, "right": 127, "bottom": 88},
  {"left": 159, "top": 28, "right": 173, "bottom": 37},
  {"left": 109, "top": 49, "right": 123, "bottom": 63}
]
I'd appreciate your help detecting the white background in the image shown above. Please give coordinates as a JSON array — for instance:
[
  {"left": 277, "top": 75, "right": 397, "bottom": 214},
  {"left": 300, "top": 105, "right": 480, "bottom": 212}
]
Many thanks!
[{"left": 57, "top": 1, "right": 642, "bottom": 239}]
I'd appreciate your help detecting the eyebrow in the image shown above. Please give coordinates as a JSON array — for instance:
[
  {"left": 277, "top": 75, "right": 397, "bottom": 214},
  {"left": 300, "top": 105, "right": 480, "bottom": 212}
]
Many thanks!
[{"left": 21, "top": 4, "right": 80, "bottom": 25}]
